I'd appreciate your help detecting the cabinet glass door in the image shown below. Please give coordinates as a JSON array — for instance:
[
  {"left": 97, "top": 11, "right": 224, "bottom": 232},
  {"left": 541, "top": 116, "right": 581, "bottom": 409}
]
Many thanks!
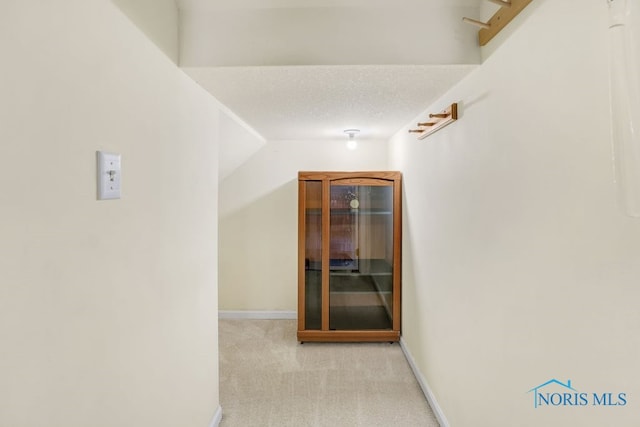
[
  {"left": 303, "top": 181, "right": 322, "bottom": 330},
  {"left": 329, "top": 181, "right": 394, "bottom": 330}
]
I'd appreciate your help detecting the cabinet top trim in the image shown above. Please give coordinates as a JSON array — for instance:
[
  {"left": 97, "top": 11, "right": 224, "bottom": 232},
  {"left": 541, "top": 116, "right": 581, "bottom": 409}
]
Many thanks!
[{"left": 298, "top": 171, "right": 401, "bottom": 181}]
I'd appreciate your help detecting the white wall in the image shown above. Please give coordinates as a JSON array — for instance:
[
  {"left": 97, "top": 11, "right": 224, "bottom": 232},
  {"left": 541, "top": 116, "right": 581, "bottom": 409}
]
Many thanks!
[
  {"left": 218, "top": 139, "right": 389, "bottom": 311},
  {"left": 178, "top": 4, "right": 480, "bottom": 67},
  {"left": 0, "top": 1, "right": 220, "bottom": 426},
  {"left": 112, "top": 0, "right": 179, "bottom": 63},
  {"left": 390, "top": 1, "right": 640, "bottom": 426},
  {"left": 217, "top": 108, "right": 266, "bottom": 180}
]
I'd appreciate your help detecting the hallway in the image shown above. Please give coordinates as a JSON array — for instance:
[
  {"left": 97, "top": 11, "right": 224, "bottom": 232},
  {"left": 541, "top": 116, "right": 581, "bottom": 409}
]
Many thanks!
[{"left": 218, "top": 319, "right": 439, "bottom": 426}]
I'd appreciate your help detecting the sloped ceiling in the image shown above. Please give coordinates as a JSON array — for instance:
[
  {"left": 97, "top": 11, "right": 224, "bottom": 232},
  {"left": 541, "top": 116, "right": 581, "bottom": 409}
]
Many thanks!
[{"left": 177, "top": 0, "right": 495, "bottom": 141}]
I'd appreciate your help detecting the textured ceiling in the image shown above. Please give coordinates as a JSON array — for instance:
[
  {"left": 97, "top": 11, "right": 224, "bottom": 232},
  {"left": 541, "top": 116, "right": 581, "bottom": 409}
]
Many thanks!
[
  {"left": 176, "top": 0, "right": 495, "bottom": 141},
  {"left": 184, "top": 65, "right": 476, "bottom": 141}
]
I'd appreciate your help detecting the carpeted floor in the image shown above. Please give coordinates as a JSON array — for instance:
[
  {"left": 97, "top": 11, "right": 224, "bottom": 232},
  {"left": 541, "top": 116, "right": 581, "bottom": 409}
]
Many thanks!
[{"left": 218, "top": 319, "right": 439, "bottom": 427}]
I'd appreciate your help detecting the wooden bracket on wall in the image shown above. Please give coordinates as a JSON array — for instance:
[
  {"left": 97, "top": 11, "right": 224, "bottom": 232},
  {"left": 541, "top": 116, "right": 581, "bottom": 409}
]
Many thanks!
[
  {"left": 408, "top": 103, "right": 458, "bottom": 140},
  {"left": 463, "top": 0, "right": 533, "bottom": 46}
]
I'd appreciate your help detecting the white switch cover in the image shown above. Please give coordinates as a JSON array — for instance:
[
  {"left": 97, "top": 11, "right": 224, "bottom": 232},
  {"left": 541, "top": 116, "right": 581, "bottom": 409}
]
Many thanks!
[{"left": 97, "top": 151, "right": 121, "bottom": 200}]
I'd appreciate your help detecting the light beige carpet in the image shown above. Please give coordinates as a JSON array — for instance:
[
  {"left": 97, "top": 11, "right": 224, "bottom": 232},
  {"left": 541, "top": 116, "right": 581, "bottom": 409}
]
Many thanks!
[{"left": 218, "top": 319, "right": 439, "bottom": 427}]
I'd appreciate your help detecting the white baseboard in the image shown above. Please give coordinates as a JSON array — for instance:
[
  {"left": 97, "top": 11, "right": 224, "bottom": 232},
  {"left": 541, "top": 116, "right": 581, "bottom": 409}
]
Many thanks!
[
  {"left": 218, "top": 310, "right": 297, "bottom": 320},
  {"left": 208, "top": 405, "right": 222, "bottom": 427},
  {"left": 399, "top": 337, "right": 449, "bottom": 427}
]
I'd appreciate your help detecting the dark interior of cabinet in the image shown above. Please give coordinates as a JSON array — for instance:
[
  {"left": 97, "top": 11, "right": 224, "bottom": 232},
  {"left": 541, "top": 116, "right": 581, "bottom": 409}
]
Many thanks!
[{"left": 306, "top": 258, "right": 393, "bottom": 331}]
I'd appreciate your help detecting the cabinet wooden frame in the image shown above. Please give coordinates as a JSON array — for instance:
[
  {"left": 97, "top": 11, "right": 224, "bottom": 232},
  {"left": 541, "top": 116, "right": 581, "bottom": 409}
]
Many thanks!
[{"left": 297, "top": 171, "right": 402, "bottom": 342}]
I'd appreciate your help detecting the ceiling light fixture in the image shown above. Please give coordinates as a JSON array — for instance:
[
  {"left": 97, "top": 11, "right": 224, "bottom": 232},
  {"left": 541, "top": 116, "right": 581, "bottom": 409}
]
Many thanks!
[{"left": 344, "top": 129, "right": 360, "bottom": 150}]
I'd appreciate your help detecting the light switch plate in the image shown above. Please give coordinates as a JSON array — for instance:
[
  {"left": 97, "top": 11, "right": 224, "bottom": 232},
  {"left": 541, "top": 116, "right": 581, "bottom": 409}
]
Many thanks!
[{"left": 97, "top": 151, "right": 121, "bottom": 200}]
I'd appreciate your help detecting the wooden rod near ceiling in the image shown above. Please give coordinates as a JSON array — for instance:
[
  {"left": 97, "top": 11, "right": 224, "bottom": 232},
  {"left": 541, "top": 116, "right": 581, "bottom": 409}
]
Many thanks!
[
  {"left": 478, "top": 0, "right": 532, "bottom": 46},
  {"left": 487, "top": 0, "right": 512, "bottom": 8},
  {"left": 462, "top": 17, "right": 491, "bottom": 30},
  {"left": 463, "top": 0, "right": 532, "bottom": 46}
]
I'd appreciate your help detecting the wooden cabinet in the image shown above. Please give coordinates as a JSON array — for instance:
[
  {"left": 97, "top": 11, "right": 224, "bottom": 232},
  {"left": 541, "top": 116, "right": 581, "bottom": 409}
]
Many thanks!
[{"left": 297, "top": 171, "right": 401, "bottom": 342}]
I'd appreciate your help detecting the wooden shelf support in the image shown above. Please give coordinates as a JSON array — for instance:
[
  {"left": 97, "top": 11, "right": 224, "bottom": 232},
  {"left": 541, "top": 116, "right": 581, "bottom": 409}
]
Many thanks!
[
  {"left": 409, "top": 103, "right": 458, "bottom": 140},
  {"left": 463, "top": 0, "right": 532, "bottom": 46}
]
